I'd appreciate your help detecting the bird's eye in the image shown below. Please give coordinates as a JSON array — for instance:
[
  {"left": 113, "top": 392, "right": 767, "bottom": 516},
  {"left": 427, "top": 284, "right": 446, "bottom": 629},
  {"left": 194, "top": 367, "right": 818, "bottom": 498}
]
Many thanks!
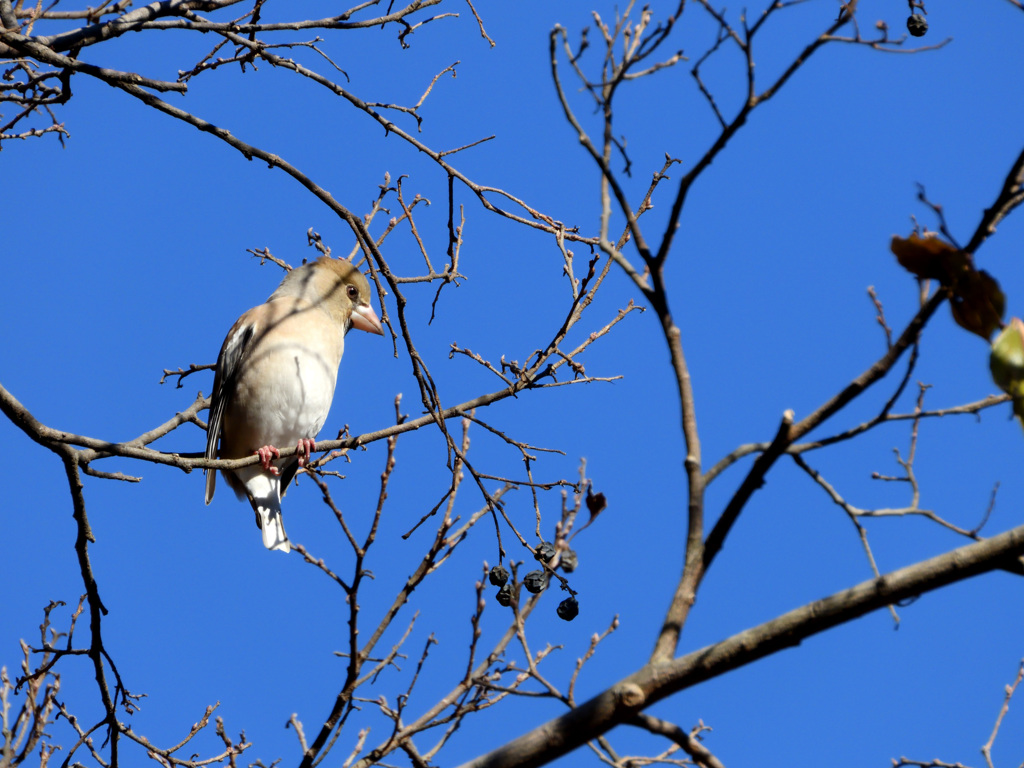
[{"left": 346, "top": 285, "right": 358, "bottom": 300}]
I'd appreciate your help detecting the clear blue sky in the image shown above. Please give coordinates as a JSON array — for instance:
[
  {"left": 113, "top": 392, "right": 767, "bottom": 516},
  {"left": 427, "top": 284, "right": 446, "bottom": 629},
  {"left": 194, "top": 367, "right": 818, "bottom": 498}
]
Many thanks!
[{"left": 3, "top": 1, "right": 1024, "bottom": 766}]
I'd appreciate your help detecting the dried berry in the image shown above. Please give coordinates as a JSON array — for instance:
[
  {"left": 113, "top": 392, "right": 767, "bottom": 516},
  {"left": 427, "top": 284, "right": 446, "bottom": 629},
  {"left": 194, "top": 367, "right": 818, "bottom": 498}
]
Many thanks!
[
  {"left": 495, "top": 582, "right": 513, "bottom": 607},
  {"left": 557, "top": 596, "right": 579, "bottom": 621},
  {"left": 906, "top": 13, "right": 927, "bottom": 37},
  {"left": 535, "top": 541, "right": 556, "bottom": 563},
  {"left": 523, "top": 570, "right": 548, "bottom": 594},
  {"left": 559, "top": 549, "right": 578, "bottom": 573},
  {"left": 488, "top": 564, "right": 509, "bottom": 587}
]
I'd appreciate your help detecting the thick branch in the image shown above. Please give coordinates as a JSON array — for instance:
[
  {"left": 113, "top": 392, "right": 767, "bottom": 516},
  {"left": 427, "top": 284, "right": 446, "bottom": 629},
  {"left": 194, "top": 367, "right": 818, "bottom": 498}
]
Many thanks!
[{"left": 457, "top": 523, "right": 1024, "bottom": 768}]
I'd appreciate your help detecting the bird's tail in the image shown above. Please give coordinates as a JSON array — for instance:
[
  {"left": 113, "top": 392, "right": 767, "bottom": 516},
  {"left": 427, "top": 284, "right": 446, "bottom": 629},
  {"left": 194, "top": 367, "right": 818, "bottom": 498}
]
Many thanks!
[
  {"left": 239, "top": 469, "right": 291, "bottom": 553},
  {"left": 255, "top": 499, "right": 290, "bottom": 553}
]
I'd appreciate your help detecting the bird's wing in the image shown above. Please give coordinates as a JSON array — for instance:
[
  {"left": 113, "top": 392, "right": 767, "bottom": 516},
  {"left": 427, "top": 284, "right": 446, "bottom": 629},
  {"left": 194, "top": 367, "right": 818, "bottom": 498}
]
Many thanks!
[{"left": 204, "top": 314, "right": 259, "bottom": 505}]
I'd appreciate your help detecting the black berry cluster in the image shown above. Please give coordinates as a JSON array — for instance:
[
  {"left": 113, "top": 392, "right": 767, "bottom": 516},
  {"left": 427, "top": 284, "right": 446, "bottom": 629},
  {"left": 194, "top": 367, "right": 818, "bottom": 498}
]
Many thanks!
[{"left": 488, "top": 541, "right": 582, "bottom": 620}]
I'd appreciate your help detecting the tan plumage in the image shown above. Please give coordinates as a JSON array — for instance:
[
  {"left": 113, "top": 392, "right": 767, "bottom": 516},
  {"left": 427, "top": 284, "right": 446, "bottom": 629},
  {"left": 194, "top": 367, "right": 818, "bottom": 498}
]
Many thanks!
[{"left": 204, "top": 257, "right": 384, "bottom": 552}]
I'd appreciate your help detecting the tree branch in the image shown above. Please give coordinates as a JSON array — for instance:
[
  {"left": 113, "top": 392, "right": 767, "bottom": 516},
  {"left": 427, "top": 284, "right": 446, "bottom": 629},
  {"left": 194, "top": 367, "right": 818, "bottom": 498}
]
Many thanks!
[{"left": 457, "top": 523, "right": 1024, "bottom": 768}]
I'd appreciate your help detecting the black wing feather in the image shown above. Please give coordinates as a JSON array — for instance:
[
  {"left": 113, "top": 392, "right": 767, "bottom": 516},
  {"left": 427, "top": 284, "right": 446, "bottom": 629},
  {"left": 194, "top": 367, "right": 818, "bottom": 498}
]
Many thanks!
[{"left": 204, "top": 320, "right": 257, "bottom": 504}]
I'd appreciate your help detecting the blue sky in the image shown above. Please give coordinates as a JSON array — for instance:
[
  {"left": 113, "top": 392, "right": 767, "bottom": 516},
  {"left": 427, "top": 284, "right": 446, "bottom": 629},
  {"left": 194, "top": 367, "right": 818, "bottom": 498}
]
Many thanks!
[{"left": 3, "top": 1, "right": 1024, "bottom": 766}]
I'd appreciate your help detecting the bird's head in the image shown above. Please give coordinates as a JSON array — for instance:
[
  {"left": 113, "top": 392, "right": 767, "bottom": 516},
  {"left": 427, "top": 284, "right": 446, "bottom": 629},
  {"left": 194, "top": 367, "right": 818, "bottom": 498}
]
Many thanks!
[
  {"left": 277, "top": 256, "right": 384, "bottom": 336},
  {"left": 330, "top": 259, "right": 385, "bottom": 336}
]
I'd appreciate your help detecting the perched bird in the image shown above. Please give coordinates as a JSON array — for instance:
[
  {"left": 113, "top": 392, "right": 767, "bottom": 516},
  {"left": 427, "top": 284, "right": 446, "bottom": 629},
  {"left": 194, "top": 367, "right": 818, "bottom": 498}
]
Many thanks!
[{"left": 204, "top": 257, "right": 384, "bottom": 552}]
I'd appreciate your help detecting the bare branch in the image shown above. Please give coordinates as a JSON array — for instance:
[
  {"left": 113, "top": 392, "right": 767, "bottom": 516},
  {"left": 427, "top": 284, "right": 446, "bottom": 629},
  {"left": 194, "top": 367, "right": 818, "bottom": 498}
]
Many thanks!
[
  {"left": 981, "top": 659, "right": 1024, "bottom": 768},
  {"left": 458, "top": 524, "right": 1024, "bottom": 768}
]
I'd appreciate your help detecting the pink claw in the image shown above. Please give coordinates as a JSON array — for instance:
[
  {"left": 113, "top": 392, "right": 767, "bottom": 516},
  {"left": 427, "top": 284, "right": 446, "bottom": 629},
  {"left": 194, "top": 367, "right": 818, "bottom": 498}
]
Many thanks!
[
  {"left": 296, "top": 438, "right": 317, "bottom": 468},
  {"left": 255, "top": 445, "right": 281, "bottom": 474}
]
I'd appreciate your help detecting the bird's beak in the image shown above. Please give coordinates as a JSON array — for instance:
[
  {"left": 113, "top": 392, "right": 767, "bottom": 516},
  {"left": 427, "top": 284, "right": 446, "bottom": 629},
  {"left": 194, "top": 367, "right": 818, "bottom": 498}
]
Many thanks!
[{"left": 351, "top": 303, "right": 384, "bottom": 335}]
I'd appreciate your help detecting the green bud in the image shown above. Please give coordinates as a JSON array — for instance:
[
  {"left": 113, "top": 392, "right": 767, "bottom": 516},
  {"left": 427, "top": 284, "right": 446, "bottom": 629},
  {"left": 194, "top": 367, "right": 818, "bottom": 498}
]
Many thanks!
[
  {"left": 990, "top": 318, "right": 1024, "bottom": 429},
  {"left": 991, "top": 318, "right": 1024, "bottom": 394}
]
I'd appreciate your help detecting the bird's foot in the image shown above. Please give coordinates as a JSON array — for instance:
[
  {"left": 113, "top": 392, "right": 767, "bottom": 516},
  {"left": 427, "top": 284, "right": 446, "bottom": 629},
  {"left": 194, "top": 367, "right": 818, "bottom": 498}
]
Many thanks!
[
  {"left": 296, "top": 438, "right": 317, "bottom": 468},
  {"left": 255, "top": 445, "right": 281, "bottom": 474}
]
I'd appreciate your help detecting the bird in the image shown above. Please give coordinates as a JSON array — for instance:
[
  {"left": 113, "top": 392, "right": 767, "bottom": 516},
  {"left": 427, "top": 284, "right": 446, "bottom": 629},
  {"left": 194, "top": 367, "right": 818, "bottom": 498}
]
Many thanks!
[{"left": 204, "top": 256, "right": 384, "bottom": 552}]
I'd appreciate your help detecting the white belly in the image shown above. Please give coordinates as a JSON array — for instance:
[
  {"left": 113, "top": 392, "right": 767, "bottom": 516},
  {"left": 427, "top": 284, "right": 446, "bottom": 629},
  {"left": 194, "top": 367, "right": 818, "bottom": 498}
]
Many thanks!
[{"left": 223, "top": 327, "right": 345, "bottom": 455}]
